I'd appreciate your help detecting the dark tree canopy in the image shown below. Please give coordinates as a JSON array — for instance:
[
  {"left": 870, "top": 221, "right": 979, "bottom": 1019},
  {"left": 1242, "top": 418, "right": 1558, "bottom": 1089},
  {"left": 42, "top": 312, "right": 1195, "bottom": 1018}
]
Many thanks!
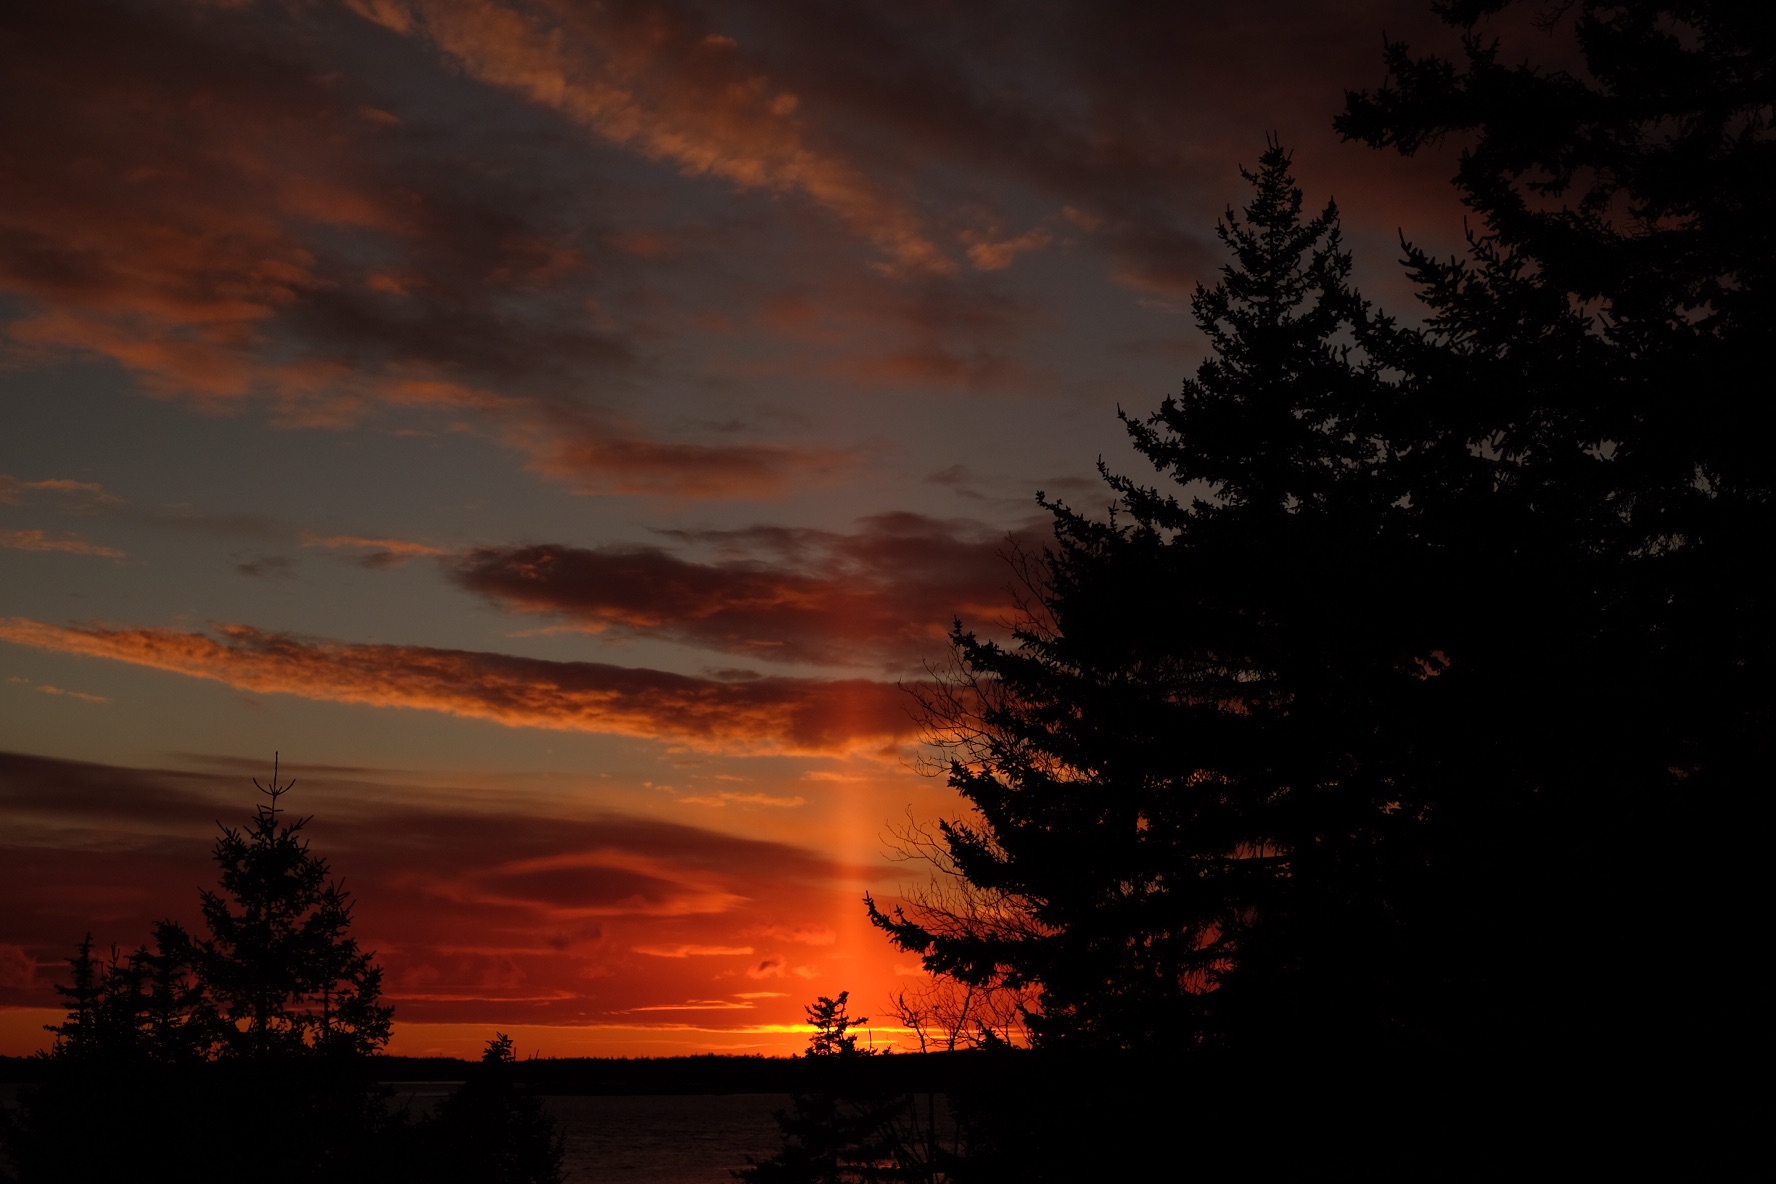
[
  {"left": 739, "top": 992, "right": 924, "bottom": 1184},
  {"left": 1335, "top": 0, "right": 1772, "bottom": 1047},
  {"left": 34, "top": 760, "right": 393, "bottom": 1066},
  {"left": 874, "top": 0, "right": 1770, "bottom": 1063},
  {"left": 8, "top": 762, "right": 406, "bottom": 1184},
  {"left": 873, "top": 143, "right": 1428, "bottom": 1054},
  {"left": 42, "top": 924, "right": 220, "bottom": 1065},
  {"left": 421, "top": 1034, "right": 566, "bottom": 1184}
]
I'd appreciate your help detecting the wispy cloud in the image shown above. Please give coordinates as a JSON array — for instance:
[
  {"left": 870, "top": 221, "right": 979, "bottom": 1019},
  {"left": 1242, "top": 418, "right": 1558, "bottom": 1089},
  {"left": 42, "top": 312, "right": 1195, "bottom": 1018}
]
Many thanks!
[
  {"left": 752, "top": 925, "right": 836, "bottom": 947},
  {"left": 300, "top": 531, "right": 449, "bottom": 569},
  {"left": 346, "top": 0, "right": 953, "bottom": 275},
  {"left": 25, "top": 685, "right": 109, "bottom": 702},
  {"left": 454, "top": 512, "right": 1041, "bottom": 671},
  {"left": 0, "top": 476, "right": 115, "bottom": 506},
  {"left": 679, "top": 792, "right": 806, "bottom": 809},
  {"left": 0, "top": 529, "right": 123, "bottom": 558},
  {"left": 0, "top": 1, "right": 849, "bottom": 500},
  {"left": 301, "top": 532, "right": 450, "bottom": 558},
  {"left": 0, "top": 617, "right": 919, "bottom": 754}
]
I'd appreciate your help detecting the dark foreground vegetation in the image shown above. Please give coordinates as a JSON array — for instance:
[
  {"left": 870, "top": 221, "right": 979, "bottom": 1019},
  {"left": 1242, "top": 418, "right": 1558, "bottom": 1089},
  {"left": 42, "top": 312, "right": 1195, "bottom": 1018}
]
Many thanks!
[
  {"left": 0, "top": 766, "right": 565, "bottom": 1184},
  {"left": 4, "top": 1, "right": 1767, "bottom": 1179},
  {"left": 842, "top": 0, "right": 1759, "bottom": 1175},
  {"left": 876, "top": 0, "right": 1766, "bottom": 1070}
]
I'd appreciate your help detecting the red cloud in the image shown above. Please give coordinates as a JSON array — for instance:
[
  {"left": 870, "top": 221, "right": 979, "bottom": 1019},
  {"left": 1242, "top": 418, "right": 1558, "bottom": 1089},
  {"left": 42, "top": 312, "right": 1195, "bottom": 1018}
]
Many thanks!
[
  {"left": 0, "top": 617, "right": 917, "bottom": 754},
  {"left": 454, "top": 512, "right": 1039, "bottom": 671}
]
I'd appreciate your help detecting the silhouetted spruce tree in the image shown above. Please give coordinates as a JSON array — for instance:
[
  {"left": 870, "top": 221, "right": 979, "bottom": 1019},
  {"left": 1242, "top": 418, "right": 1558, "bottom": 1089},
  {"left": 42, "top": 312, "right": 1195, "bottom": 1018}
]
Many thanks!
[
  {"left": 41, "top": 936, "right": 101, "bottom": 1060},
  {"left": 874, "top": 1, "right": 1770, "bottom": 1075},
  {"left": 137, "top": 919, "right": 222, "bottom": 1063},
  {"left": 421, "top": 1034, "right": 565, "bottom": 1184},
  {"left": 872, "top": 143, "right": 1429, "bottom": 1055},
  {"left": 197, "top": 760, "right": 392, "bottom": 1060},
  {"left": 739, "top": 992, "right": 910, "bottom": 1184},
  {"left": 39, "top": 925, "right": 221, "bottom": 1067}
]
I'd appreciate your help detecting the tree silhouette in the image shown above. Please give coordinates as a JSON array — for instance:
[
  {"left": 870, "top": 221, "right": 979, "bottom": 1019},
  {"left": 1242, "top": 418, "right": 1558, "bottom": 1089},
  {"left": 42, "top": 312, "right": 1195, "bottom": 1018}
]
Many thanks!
[
  {"left": 739, "top": 992, "right": 915, "bottom": 1184},
  {"left": 39, "top": 924, "right": 224, "bottom": 1071},
  {"left": 804, "top": 992, "right": 868, "bottom": 1058},
  {"left": 7, "top": 759, "right": 403, "bottom": 1184},
  {"left": 1332, "top": 0, "right": 1773, "bottom": 1055},
  {"left": 41, "top": 936, "right": 102, "bottom": 1060},
  {"left": 422, "top": 1033, "right": 566, "bottom": 1184},
  {"left": 195, "top": 758, "right": 392, "bottom": 1059},
  {"left": 875, "top": 0, "right": 1770, "bottom": 1068},
  {"left": 872, "top": 143, "right": 1424, "bottom": 1054}
]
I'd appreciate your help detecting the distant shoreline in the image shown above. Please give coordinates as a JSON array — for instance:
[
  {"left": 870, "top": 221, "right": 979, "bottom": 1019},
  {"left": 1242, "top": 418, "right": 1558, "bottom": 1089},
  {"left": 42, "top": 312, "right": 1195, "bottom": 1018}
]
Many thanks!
[{"left": 0, "top": 1049, "right": 1003, "bottom": 1096}]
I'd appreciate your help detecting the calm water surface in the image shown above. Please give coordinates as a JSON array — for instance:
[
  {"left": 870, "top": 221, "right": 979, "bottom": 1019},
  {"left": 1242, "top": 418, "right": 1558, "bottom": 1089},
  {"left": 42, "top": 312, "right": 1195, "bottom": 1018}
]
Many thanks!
[
  {"left": 387, "top": 1086, "right": 789, "bottom": 1183},
  {"left": 549, "top": 1094, "right": 789, "bottom": 1183}
]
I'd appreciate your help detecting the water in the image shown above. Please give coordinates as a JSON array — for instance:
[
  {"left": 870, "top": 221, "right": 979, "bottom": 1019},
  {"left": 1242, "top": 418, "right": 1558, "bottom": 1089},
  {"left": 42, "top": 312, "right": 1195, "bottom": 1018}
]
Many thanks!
[
  {"left": 548, "top": 1094, "right": 790, "bottom": 1183},
  {"left": 385, "top": 1085, "right": 790, "bottom": 1183}
]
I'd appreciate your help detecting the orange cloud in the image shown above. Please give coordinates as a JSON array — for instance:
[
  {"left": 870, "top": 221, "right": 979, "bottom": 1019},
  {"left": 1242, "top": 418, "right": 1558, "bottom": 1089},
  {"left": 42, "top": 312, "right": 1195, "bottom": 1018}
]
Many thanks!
[
  {"left": 300, "top": 531, "right": 449, "bottom": 569},
  {"left": 680, "top": 792, "right": 807, "bottom": 809},
  {"left": 0, "top": 617, "right": 918, "bottom": 754},
  {"left": 705, "top": 268, "right": 1040, "bottom": 394},
  {"left": 34, "top": 685, "right": 110, "bottom": 705},
  {"left": 0, "top": 528, "right": 123, "bottom": 558},
  {"left": 0, "top": 5, "right": 385, "bottom": 402},
  {"left": 0, "top": 476, "right": 113, "bottom": 505},
  {"left": 348, "top": 0, "right": 953, "bottom": 274},
  {"left": 963, "top": 227, "right": 1054, "bottom": 271},
  {"left": 753, "top": 925, "right": 837, "bottom": 947},
  {"left": 301, "top": 532, "right": 450, "bottom": 558}
]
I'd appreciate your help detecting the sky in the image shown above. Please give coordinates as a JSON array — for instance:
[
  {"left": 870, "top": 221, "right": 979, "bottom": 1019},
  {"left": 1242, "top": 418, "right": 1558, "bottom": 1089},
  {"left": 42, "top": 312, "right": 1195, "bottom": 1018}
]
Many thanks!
[{"left": 0, "top": 0, "right": 1474, "bottom": 1058}]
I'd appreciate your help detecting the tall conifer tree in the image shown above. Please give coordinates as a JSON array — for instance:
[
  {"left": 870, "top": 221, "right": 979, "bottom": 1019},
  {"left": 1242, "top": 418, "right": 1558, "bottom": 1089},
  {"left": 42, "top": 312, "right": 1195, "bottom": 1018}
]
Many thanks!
[
  {"left": 1334, "top": 0, "right": 1773, "bottom": 1052},
  {"left": 195, "top": 761, "right": 392, "bottom": 1059},
  {"left": 872, "top": 145, "right": 1423, "bottom": 1053},
  {"left": 876, "top": 1, "right": 1769, "bottom": 1064}
]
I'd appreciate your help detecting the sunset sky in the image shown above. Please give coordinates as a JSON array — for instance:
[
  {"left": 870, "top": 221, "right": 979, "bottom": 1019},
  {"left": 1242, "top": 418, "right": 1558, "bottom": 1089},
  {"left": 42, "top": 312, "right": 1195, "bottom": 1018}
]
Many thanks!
[{"left": 1, "top": 0, "right": 1474, "bottom": 1057}]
